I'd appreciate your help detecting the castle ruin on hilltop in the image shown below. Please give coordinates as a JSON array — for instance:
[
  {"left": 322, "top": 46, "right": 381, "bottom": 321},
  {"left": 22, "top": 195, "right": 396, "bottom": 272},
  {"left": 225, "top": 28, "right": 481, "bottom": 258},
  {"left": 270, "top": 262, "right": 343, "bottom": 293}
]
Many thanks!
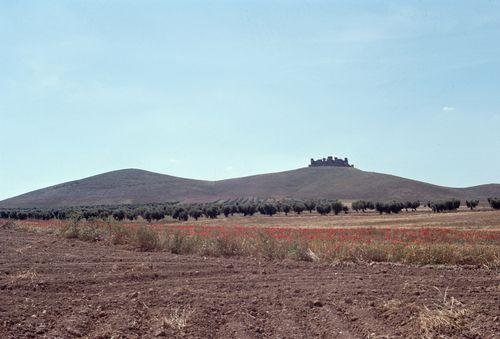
[{"left": 309, "top": 156, "right": 354, "bottom": 168}]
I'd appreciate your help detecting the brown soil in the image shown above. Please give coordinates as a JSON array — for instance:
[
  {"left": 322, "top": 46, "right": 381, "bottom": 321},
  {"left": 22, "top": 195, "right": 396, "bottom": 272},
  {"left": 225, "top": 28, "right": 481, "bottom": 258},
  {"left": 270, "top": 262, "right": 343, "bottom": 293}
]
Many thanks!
[{"left": 1, "top": 229, "right": 498, "bottom": 338}]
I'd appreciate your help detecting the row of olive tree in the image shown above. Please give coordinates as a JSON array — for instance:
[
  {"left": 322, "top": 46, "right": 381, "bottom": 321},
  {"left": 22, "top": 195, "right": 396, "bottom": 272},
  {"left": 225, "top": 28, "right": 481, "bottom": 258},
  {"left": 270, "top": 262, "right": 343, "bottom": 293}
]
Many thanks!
[
  {"left": 1, "top": 197, "right": 497, "bottom": 221},
  {"left": 352, "top": 200, "right": 421, "bottom": 213},
  {"left": 375, "top": 201, "right": 405, "bottom": 214},
  {"left": 427, "top": 199, "right": 461, "bottom": 213}
]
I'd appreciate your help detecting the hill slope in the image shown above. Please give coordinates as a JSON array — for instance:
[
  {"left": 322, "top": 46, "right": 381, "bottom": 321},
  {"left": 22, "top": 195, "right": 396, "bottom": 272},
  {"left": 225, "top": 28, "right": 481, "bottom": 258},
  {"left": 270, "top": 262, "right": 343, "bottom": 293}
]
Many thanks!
[{"left": 0, "top": 167, "right": 499, "bottom": 208}]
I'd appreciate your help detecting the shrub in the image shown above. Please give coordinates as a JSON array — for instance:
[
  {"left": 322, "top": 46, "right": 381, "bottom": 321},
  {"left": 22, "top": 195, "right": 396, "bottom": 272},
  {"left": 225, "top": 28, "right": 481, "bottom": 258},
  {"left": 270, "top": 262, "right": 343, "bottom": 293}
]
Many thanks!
[
  {"left": 178, "top": 210, "right": 189, "bottom": 221},
  {"left": 259, "top": 203, "right": 277, "bottom": 216},
  {"left": 292, "top": 203, "right": 305, "bottom": 215},
  {"left": 149, "top": 209, "right": 165, "bottom": 222},
  {"left": 59, "top": 219, "right": 101, "bottom": 241},
  {"left": 304, "top": 200, "right": 316, "bottom": 213},
  {"left": 109, "top": 223, "right": 134, "bottom": 245},
  {"left": 136, "top": 226, "right": 159, "bottom": 251},
  {"left": 331, "top": 201, "right": 344, "bottom": 215},
  {"left": 404, "top": 201, "right": 420, "bottom": 211},
  {"left": 169, "top": 230, "right": 185, "bottom": 254},
  {"left": 430, "top": 199, "right": 461, "bottom": 213},
  {"left": 112, "top": 209, "right": 126, "bottom": 221},
  {"left": 316, "top": 204, "right": 331, "bottom": 215},
  {"left": 222, "top": 205, "right": 232, "bottom": 217},
  {"left": 172, "top": 207, "right": 185, "bottom": 220},
  {"left": 78, "top": 225, "right": 102, "bottom": 242},
  {"left": 465, "top": 200, "right": 479, "bottom": 210},
  {"left": 60, "top": 220, "right": 80, "bottom": 239},
  {"left": 351, "top": 200, "right": 374, "bottom": 212},
  {"left": 488, "top": 197, "right": 500, "bottom": 210},
  {"left": 239, "top": 204, "right": 257, "bottom": 216},
  {"left": 375, "top": 201, "right": 404, "bottom": 214},
  {"left": 212, "top": 235, "right": 245, "bottom": 256},
  {"left": 189, "top": 209, "right": 203, "bottom": 220},
  {"left": 203, "top": 206, "right": 219, "bottom": 219},
  {"left": 254, "top": 231, "right": 287, "bottom": 260},
  {"left": 125, "top": 210, "right": 137, "bottom": 221}
]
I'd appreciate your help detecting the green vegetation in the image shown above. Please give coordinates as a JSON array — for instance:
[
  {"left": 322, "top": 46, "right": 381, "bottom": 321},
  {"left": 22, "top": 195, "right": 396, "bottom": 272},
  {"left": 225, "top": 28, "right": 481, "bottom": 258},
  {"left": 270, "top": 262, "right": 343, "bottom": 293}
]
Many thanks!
[
  {"left": 375, "top": 201, "right": 404, "bottom": 214},
  {"left": 316, "top": 203, "right": 331, "bottom": 215},
  {"left": 292, "top": 202, "right": 305, "bottom": 215},
  {"left": 44, "top": 221, "right": 500, "bottom": 268},
  {"left": 331, "top": 201, "right": 344, "bottom": 215},
  {"left": 0, "top": 196, "right": 496, "bottom": 223},
  {"left": 304, "top": 200, "right": 316, "bottom": 213},
  {"left": 351, "top": 200, "right": 375, "bottom": 212},
  {"left": 428, "top": 199, "right": 461, "bottom": 213},
  {"left": 488, "top": 197, "right": 500, "bottom": 209},
  {"left": 404, "top": 201, "right": 420, "bottom": 211},
  {"left": 258, "top": 203, "right": 277, "bottom": 217},
  {"left": 136, "top": 226, "right": 159, "bottom": 251},
  {"left": 60, "top": 219, "right": 102, "bottom": 242},
  {"left": 282, "top": 204, "right": 291, "bottom": 216},
  {"left": 466, "top": 200, "right": 479, "bottom": 210}
]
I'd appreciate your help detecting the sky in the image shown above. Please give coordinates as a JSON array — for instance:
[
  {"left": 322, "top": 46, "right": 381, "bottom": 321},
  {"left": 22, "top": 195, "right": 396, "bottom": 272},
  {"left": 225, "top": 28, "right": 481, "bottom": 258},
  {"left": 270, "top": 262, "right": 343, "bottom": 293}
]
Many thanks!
[{"left": 1, "top": 0, "right": 499, "bottom": 200}]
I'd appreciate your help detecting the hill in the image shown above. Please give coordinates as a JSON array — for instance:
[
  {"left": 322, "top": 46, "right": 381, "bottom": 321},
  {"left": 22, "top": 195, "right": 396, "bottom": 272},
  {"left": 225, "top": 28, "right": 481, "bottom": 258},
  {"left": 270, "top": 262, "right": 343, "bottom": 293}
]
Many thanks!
[{"left": 0, "top": 167, "right": 499, "bottom": 208}]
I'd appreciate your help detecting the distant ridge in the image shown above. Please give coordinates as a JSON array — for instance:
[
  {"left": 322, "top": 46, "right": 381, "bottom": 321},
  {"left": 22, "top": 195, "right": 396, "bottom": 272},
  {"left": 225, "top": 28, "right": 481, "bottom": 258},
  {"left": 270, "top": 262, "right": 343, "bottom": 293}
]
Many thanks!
[{"left": 0, "top": 167, "right": 499, "bottom": 208}]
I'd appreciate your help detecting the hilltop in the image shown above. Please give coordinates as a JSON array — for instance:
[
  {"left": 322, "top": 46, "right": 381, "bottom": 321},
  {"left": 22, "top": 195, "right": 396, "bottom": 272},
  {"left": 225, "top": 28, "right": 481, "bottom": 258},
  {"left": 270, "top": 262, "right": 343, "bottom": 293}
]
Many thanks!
[{"left": 0, "top": 167, "right": 499, "bottom": 208}]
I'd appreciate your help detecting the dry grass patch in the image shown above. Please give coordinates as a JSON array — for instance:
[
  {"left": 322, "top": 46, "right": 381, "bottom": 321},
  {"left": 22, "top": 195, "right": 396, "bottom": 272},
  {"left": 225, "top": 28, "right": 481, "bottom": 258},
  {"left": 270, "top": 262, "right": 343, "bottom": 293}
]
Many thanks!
[
  {"left": 163, "top": 307, "right": 194, "bottom": 331},
  {"left": 9, "top": 269, "right": 38, "bottom": 285},
  {"left": 108, "top": 222, "right": 134, "bottom": 245},
  {"left": 378, "top": 298, "right": 420, "bottom": 327},
  {"left": 10, "top": 217, "right": 500, "bottom": 267},
  {"left": 377, "top": 288, "right": 479, "bottom": 337},
  {"left": 419, "top": 287, "right": 478, "bottom": 338},
  {"left": 0, "top": 220, "right": 18, "bottom": 230},
  {"left": 15, "top": 244, "right": 33, "bottom": 254},
  {"left": 60, "top": 219, "right": 102, "bottom": 241},
  {"left": 136, "top": 226, "right": 159, "bottom": 251}
]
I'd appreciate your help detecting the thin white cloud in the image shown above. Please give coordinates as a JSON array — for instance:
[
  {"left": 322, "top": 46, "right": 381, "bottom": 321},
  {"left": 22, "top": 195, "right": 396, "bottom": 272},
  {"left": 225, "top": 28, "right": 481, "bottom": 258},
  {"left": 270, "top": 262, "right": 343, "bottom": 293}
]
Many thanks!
[
  {"left": 442, "top": 106, "right": 456, "bottom": 112},
  {"left": 225, "top": 166, "right": 234, "bottom": 171}
]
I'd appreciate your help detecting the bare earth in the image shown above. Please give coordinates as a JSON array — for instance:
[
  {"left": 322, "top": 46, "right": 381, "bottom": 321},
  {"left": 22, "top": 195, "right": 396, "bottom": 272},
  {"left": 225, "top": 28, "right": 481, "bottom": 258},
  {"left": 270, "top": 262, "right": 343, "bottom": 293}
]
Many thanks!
[{"left": 1, "top": 229, "right": 499, "bottom": 338}]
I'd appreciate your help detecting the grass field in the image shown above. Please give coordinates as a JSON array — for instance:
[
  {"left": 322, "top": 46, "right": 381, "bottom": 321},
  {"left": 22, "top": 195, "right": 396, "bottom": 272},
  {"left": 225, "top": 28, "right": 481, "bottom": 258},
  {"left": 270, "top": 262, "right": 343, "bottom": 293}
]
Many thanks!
[
  {"left": 4, "top": 208, "right": 500, "bottom": 268},
  {"left": 159, "top": 208, "right": 500, "bottom": 229}
]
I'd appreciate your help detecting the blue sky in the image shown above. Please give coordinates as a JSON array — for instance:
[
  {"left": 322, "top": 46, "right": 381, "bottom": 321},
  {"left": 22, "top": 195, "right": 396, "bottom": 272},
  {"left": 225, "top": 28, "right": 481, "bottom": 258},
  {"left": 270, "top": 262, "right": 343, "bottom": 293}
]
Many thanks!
[{"left": 1, "top": 0, "right": 499, "bottom": 200}]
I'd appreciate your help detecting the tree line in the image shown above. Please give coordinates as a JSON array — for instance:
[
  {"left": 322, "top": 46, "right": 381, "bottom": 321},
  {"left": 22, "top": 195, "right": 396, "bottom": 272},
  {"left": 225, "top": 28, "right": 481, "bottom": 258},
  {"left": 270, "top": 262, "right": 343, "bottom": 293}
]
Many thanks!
[{"left": 1, "top": 197, "right": 499, "bottom": 222}]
